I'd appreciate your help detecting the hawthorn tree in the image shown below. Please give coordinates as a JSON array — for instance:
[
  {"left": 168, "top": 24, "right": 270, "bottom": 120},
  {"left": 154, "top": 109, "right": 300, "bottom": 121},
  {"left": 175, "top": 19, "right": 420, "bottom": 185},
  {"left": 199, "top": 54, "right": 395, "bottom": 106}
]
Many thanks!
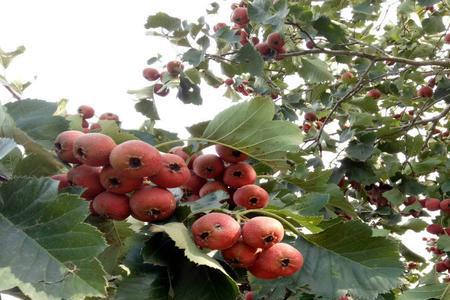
[{"left": 2, "top": 0, "right": 450, "bottom": 299}]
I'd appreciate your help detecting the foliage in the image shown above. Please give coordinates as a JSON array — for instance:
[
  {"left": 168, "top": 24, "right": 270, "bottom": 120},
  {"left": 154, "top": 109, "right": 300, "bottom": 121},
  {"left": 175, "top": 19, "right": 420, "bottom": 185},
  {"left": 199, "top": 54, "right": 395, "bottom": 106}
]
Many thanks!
[{"left": 2, "top": 0, "right": 450, "bottom": 299}]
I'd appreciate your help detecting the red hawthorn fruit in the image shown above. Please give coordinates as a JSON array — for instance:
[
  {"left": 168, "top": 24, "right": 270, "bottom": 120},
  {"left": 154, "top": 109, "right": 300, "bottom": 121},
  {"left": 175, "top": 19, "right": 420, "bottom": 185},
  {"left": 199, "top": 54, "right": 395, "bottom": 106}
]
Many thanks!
[
  {"left": 419, "top": 199, "right": 427, "bottom": 208},
  {"left": 403, "top": 196, "right": 417, "bottom": 206},
  {"left": 445, "top": 33, "right": 450, "bottom": 44},
  {"left": 267, "top": 32, "right": 285, "bottom": 51},
  {"left": 81, "top": 119, "right": 89, "bottom": 128},
  {"left": 223, "top": 162, "right": 257, "bottom": 189},
  {"left": 67, "top": 165, "right": 104, "bottom": 200},
  {"left": 303, "top": 123, "right": 312, "bottom": 133},
  {"left": 92, "top": 192, "right": 131, "bottom": 220},
  {"left": 242, "top": 216, "right": 284, "bottom": 249},
  {"left": 168, "top": 145, "right": 189, "bottom": 160},
  {"left": 233, "top": 184, "right": 269, "bottom": 209},
  {"left": 255, "top": 42, "right": 272, "bottom": 56},
  {"left": 99, "top": 166, "right": 142, "bottom": 194},
  {"left": 338, "top": 296, "right": 350, "bottom": 300},
  {"left": 89, "top": 200, "right": 99, "bottom": 216},
  {"left": 150, "top": 153, "right": 190, "bottom": 188},
  {"left": 143, "top": 67, "right": 160, "bottom": 81},
  {"left": 154, "top": 83, "right": 170, "bottom": 96},
  {"left": 393, "top": 113, "right": 403, "bottom": 120},
  {"left": 191, "top": 212, "right": 241, "bottom": 250},
  {"left": 253, "top": 243, "right": 303, "bottom": 277},
  {"left": 167, "top": 60, "right": 184, "bottom": 76},
  {"left": 82, "top": 128, "right": 90, "bottom": 133},
  {"left": 386, "top": 60, "right": 395, "bottom": 66},
  {"left": 314, "top": 121, "right": 323, "bottom": 129},
  {"left": 90, "top": 123, "right": 101, "bottom": 130},
  {"left": 181, "top": 171, "right": 206, "bottom": 197},
  {"left": 440, "top": 199, "right": 450, "bottom": 213},
  {"left": 192, "top": 154, "right": 225, "bottom": 179},
  {"left": 215, "top": 144, "right": 248, "bottom": 163},
  {"left": 427, "top": 224, "right": 444, "bottom": 235},
  {"left": 78, "top": 105, "right": 95, "bottom": 119},
  {"left": 306, "top": 40, "right": 314, "bottom": 49},
  {"left": 408, "top": 110, "right": 415, "bottom": 116},
  {"left": 426, "top": 5, "right": 435, "bottom": 12},
  {"left": 341, "top": 71, "right": 354, "bottom": 83},
  {"left": 417, "top": 85, "right": 433, "bottom": 98},
  {"left": 224, "top": 78, "right": 234, "bottom": 86},
  {"left": 239, "top": 30, "right": 249, "bottom": 45},
  {"left": 244, "top": 291, "right": 254, "bottom": 300},
  {"left": 251, "top": 36, "right": 260, "bottom": 45},
  {"left": 50, "top": 173, "right": 70, "bottom": 191},
  {"left": 231, "top": 7, "right": 249, "bottom": 26},
  {"left": 407, "top": 262, "right": 418, "bottom": 269},
  {"left": 109, "top": 140, "right": 162, "bottom": 178},
  {"left": 221, "top": 240, "right": 258, "bottom": 268},
  {"left": 304, "top": 112, "right": 317, "bottom": 122},
  {"left": 199, "top": 181, "right": 229, "bottom": 197},
  {"left": 444, "top": 259, "right": 450, "bottom": 268},
  {"left": 338, "top": 177, "right": 347, "bottom": 188},
  {"left": 213, "top": 22, "right": 226, "bottom": 33},
  {"left": 428, "top": 77, "right": 436, "bottom": 88},
  {"left": 248, "top": 259, "right": 279, "bottom": 279},
  {"left": 424, "top": 198, "right": 441, "bottom": 211},
  {"left": 73, "top": 133, "right": 116, "bottom": 166},
  {"left": 54, "top": 130, "right": 84, "bottom": 164},
  {"left": 367, "top": 88, "right": 381, "bottom": 99},
  {"left": 129, "top": 186, "right": 176, "bottom": 222},
  {"left": 274, "top": 46, "right": 286, "bottom": 61},
  {"left": 99, "top": 112, "right": 119, "bottom": 121},
  {"left": 436, "top": 261, "right": 448, "bottom": 272}
]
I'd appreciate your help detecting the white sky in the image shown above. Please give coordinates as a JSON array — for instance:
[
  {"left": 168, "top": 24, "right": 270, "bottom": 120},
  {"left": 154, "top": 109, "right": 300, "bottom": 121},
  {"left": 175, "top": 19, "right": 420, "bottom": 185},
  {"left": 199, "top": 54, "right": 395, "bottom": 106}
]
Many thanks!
[{"left": 0, "top": 1, "right": 438, "bottom": 298}]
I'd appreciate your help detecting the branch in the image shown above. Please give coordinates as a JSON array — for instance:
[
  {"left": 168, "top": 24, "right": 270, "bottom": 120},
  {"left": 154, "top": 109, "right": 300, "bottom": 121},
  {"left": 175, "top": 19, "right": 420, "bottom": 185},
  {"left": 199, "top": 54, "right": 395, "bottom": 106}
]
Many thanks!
[
  {"left": 281, "top": 49, "right": 450, "bottom": 68},
  {"left": 2, "top": 84, "right": 21, "bottom": 101},
  {"left": 314, "top": 61, "right": 376, "bottom": 148},
  {"left": 421, "top": 103, "right": 450, "bottom": 150}
]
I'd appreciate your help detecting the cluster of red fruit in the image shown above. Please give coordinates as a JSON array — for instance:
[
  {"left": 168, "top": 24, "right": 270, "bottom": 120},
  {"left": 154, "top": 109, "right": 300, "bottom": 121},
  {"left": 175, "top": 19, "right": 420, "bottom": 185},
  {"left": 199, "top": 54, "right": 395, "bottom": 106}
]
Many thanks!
[
  {"left": 213, "top": 2, "right": 287, "bottom": 61},
  {"left": 142, "top": 60, "right": 184, "bottom": 96},
  {"left": 77, "top": 105, "right": 119, "bottom": 133},
  {"left": 192, "top": 213, "right": 304, "bottom": 279},
  {"left": 422, "top": 236, "right": 450, "bottom": 277}
]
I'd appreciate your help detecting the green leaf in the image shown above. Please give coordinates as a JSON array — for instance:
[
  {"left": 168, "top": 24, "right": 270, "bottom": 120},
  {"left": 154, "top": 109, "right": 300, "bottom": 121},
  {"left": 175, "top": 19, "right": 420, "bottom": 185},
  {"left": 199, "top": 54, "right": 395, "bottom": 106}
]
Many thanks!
[
  {"left": 200, "top": 97, "right": 303, "bottom": 170},
  {"left": 418, "top": 0, "right": 441, "bottom": 5},
  {"left": 0, "top": 138, "right": 16, "bottom": 159},
  {"left": 252, "top": 221, "right": 403, "bottom": 300},
  {"left": 346, "top": 140, "right": 375, "bottom": 161},
  {"left": 312, "top": 16, "right": 346, "bottom": 43},
  {"left": 405, "top": 135, "right": 423, "bottom": 156},
  {"left": 398, "top": 283, "right": 448, "bottom": 300},
  {"left": 150, "top": 222, "right": 230, "bottom": 276},
  {"left": 135, "top": 99, "right": 160, "bottom": 120},
  {"left": 0, "top": 177, "right": 107, "bottom": 300},
  {"left": 437, "top": 235, "right": 450, "bottom": 252},
  {"left": 145, "top": 12, "right": 181, "bottom": 32},
  {"left": 422, "top": 16, "right": 445, "bottom": 34},
  {"left": 98, "top": 120, "right": 137, "bottom": 144},
  {"left": 184, "top": 68, "right": 201, "bottom": 85},
  {"left": 87, "top": 216, "right": 135, "bottom": 275},
  {"left": 296, "top": 193, "right": 330, "bottom": 215},
  {"left": 182, "top": 48, "right": 205, "bottom": 67},
  {"left": 13, "top": 153, "right": 62, "bottom": 177},
  {"left": 179, "top": 190, "right": 229, "bottom": 212},
  {"left": 5, "top": 99, "right": 69, "bottom": 149},
  {"left": 116, "top": 267, "right": 170, "bottom": 300},
  {"left": 263, "top": 208, "right": 323, "bottom": 233},
  {"left": 234, "top": 44, "right": 264, "bottom": 77},
  {"left": 298, "top": 58, "right": 334, "bottom": 83},
  {"left": 383, "top": 188, "right": 404, "bottom": 206},
  {"left": 177, "top": 74, "right": 203, "bottom": 105},
  {"left": 435, "top": 77, "right": 450, "bottom": 103}
]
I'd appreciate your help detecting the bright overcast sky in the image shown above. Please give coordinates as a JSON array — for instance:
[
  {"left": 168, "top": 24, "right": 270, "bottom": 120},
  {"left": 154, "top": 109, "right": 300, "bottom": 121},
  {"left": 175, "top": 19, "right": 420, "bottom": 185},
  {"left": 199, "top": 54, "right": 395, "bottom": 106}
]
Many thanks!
[{"left": 0, "top": 2, "right": 436, "bottom": 297}]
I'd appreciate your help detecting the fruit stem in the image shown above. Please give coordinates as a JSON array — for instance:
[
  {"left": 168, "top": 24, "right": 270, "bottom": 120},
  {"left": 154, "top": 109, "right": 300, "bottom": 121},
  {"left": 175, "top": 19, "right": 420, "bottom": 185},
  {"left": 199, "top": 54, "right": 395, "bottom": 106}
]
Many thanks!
[{"left": 237, "top": 209, "right": 301, "bottom": 236}]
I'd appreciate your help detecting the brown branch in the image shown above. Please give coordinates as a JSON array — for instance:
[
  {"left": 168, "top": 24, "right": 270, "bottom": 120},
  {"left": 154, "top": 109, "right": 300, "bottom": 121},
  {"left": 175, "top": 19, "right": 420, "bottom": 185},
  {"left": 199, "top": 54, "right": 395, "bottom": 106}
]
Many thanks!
[
  {"left": 2, "top": 84, "right": 21, "bottom": 100},
  {"left": 281, "top": 49, "right": 450, "bottom": 68},
  {"left": 314, "top": 61, "right": 376, "bottom": 148},
  {"left": 421, "top": 103, "right": 450, "bottom": 150}
]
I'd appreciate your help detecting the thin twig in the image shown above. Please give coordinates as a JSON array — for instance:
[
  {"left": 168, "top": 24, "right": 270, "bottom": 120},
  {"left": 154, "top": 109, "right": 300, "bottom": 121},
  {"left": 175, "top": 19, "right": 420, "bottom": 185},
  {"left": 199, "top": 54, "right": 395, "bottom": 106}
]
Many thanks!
[{"left": 2, "top": 84, "right": 21, "bottom": 100}]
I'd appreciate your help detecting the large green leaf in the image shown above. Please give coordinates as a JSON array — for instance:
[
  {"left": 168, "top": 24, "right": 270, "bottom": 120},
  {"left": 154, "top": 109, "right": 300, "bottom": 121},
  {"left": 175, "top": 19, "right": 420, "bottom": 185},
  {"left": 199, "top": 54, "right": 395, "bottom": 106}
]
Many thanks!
[
  {"left": 0, "top": 177, "right": 107, "bottom": 300},
  {"left": 88, "top": 216, "right": 135, "bottom": 275},
  {"left": 234, "top": 44, "right": 264, "bottom": 77},
  {"left": 199, "top": 97, "right": 302, "bottom": 170},
  {"left": 5, "top": 99, "right": 69, "bottom": 149},
  {"left": 398, "top": 283, "right": 448, "bottom": 300},
  {"left": 0, "top": 105, "right": 64, "bottom": 171},
  {"left": 116, "top": 267, "right": 170, "bottom": 300},
  {"left": 0, "top": 138, "right": 16, "bottom": 159},
  {"left": 145, "top": 12, "right": 181, "bottom": 32},
  {"left": 298, "top": 58, "right": 334, "bottom": 83},
  {"left": 251, "top": 221, "right": 403, "bottom": 299}
]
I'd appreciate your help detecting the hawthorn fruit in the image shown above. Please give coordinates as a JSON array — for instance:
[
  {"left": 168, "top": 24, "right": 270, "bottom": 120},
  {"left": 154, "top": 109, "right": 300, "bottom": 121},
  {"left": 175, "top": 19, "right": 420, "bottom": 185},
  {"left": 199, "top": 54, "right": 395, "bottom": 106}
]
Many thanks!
[
  {"left": 78, "top": 105, "right": 95, "bottom": 119},
  {"left": 143, "top": 67, "right": 160, "bottom": 81},
  {"left": 150, "top": 153, "right": 191, "bottom": 188},
  {"left": 129, "top": 186, "right": 176, "bottom": 222},
  {"left": 424, "top": 198, "right": 441, "bottom": 211},
  {"left": 92, "top": 191, "right": 131, "bottom": 220},
  {"left": 73, "top": 133, "right": 116, "bottom": 166},
  {"left": 99, "top": 112, "right": 119, "bottom": 121},
  {"left": 67, "top": 165, "right": 104, "bottom": 200},
  {"left": 110, "top": 140, "right": 162, "bottom": 178},
  {"left": 192, "top": 154, "right": 225, "bottom": 179},
  {"left": 199, "top": 181, "right": 229, "bottom": 197},
  {"left": 223, "top": 162, "right": 256, "bottom": 188},
  {"left": 191, "top": 212, "right": 241, "bottom": 250},
  {"left": 440, "top": 199, "right": 450, "bottom": 213},
  {"left": 166, "top": 60, "right": 184, "bottom": 76},
  {"left": 233, "top": 184, "right": 269, "bottom": 209},
  {"left": 267, "top": 32, "right": 285, "bottom": 51},
  {"left": 367, "top": 88, "right": 381, "bottom": 99},
  {"left": 417, "top": 85, "right": 433, "bottom": 98},
  {"left": 231, "top": 7, "right": 249, "bottom": 26},
  {"left": 51, "top": 173, "right": 70, "bottom": 191},
  {"left": 242, "top": 216, "right": 284, "bottom": 249},
  {"left": 54, "top": 130, "right": 84, "bottom": 164},
  {"left": 252, "top": 243, "right": 304, "bottom": 277},
  {"left": 99, "top": 166, "right": 142, "bottom": 194},
  {"left": 154, "top": 83, "right": 170, "bottom": 96},
  {"left": 221, "top": 240, "right": 258, "bottom": 268}
]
